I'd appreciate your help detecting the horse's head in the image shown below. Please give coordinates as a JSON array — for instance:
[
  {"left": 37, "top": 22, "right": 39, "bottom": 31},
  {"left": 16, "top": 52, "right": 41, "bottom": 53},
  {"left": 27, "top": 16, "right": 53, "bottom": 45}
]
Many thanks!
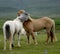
[
  {"left": 17, "top": 10, "right": 25, "bottom": 16},
  {"left": 18, "top": 12, "right": 30, "bottom": 22}
]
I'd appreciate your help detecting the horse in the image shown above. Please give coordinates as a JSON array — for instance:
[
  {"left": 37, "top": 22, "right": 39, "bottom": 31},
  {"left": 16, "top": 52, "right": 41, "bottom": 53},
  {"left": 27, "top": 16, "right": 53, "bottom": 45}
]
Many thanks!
[
  {"left": 20, "top": 28, "right": 26, "bottom": 35},
  {"left": 17, "top": 10, "right": 38, "bottom": 35},
  {"left": 20, "top": 28, "right": 37, "bottom": 36},
  {"left": 3, "top": 16, "right": 25, "bottom": 50},
  {"left": 18, "top": 12, "right": 57, "bottom": 45}
]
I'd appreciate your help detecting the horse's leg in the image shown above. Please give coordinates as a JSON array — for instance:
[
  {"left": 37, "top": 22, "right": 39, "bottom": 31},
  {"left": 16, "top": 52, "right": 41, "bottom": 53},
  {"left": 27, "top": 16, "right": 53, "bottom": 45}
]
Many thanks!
[
  {"left": 46, "top": 29, "right": 50, "bottom": 43},
  {"left": 26, "top": 32, "right": 30, "bottom": 45},
  {"left": 9, "top": 35, "right": 13, "bottom": 50},
  {"left": 50, "top": 30, "right": 54, "bottom": 43},
  {"left": 10, "top": 33, "right": 14, "bottom": 48},
  {"left": 4, "top": 32, "right": 6, "bottom": 50},
  {"left": 11, "top": 36, "right": 14, "bottom": 48},
  {"left": 50, "top": 26, "right": 57, "bottom": 43},
  {"left": 51, "top": 20, "right": 57, "bottom": 42},
  {"left": 18, "top": 32, "right": 21, "bottom": 47},
  {"left": 53, "top": 33, "right": 57, "bottom": 42},
  {"left": 31, "top": 31, "right": 38, "bottom": 45}
]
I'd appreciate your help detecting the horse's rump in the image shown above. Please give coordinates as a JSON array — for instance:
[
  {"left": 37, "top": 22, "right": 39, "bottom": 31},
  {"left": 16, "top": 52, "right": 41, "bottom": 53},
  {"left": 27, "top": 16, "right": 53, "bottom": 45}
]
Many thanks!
[{"left": 5, "top": 24, "right": 11, "bottom": 39}]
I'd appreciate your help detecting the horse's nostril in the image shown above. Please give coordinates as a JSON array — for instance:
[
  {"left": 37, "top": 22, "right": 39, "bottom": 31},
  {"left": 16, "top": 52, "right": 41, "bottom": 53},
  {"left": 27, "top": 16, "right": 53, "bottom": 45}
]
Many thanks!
[{"left": 25, "top": 13, "right": 28, "bottom": 15}]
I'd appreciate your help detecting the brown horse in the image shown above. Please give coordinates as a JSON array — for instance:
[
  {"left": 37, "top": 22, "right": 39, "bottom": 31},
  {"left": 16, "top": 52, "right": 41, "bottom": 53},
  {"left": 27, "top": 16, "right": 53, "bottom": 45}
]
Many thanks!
[{"left": 17, "top": 10, "right": 57, "bottom": 45}]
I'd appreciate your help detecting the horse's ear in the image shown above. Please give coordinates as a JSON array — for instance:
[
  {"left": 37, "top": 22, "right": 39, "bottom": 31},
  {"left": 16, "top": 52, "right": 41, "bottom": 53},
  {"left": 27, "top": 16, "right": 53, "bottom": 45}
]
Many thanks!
[
  {"left": 17, "top": 12, "right": 20, "bottom": 16},
  {"left": 17, "top": 10, "right": 25, "bottom": 16},
  {"left": 19, "top": 10, "right": 25, "bottom": 13}
]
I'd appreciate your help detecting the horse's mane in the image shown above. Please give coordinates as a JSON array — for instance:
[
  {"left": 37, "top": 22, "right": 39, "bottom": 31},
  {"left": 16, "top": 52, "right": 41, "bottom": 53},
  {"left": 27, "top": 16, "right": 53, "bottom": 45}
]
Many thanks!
[
  {"left": 27, "top": 16, "right": 33, "bottom": 22},
  {"left": 13, "top": 17, "right": 21, "bottom": 22}
]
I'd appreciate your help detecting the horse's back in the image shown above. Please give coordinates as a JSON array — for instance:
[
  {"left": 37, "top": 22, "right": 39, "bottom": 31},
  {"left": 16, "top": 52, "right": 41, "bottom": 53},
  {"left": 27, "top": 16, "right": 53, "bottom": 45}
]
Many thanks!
[
  {"left": 3, "top": 21, "right": 13, "bottom": 28},
  {"left": 32, "top": 17, "right": 53, "bottom": 22},
  {"left": 40, "top": 17, "right": 55, "bottom": 26},
  {"left": 3, "top": 21, "right": 15, "bottom": 33},
  {"left": 32, "top": 17, "right": 54, "bottom": 25},
  {"left": 41, "top": 17, "right": 54, "bottom": 22},
  {"left": 30, "top": 17, "right": 54, "bottom": 31}
]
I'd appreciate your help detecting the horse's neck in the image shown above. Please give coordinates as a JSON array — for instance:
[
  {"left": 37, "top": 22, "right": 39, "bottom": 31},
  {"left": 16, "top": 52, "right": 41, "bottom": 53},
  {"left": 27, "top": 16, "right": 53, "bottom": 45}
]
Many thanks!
[
  {"left": 28, "top": 16, "right": 34, "bottom": 21},
  {"left": 13, "top": 18, "right": 21, "bottom": 22}
]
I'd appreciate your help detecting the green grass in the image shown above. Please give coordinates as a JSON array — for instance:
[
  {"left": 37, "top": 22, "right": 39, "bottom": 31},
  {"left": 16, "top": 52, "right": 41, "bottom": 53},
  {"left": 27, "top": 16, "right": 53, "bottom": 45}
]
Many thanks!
[
  {"left": 0, "top": 32, "right": 60, "bottom": 54},
  {"left": 53, "top": 18, "right": 60, "bottom": 30},
  {"left": 0, "top": 17, "right": 60, "bottom": 54}
]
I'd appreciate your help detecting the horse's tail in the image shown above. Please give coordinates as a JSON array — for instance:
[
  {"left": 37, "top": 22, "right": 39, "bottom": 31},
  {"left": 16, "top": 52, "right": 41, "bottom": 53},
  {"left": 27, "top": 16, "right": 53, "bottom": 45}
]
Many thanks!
[
  {"left": 5, "top": 24, "right": 11, "bottom": 40},
  {"left": 50, "top": 20, "right": 57, "bottom": 42}
]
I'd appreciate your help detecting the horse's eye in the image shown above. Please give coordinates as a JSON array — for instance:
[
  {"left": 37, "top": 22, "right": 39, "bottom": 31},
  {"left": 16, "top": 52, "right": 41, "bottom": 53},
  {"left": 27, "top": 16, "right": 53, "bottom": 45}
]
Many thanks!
[{"left": 24, "top": 12, "right": 28, "bottom": 16}]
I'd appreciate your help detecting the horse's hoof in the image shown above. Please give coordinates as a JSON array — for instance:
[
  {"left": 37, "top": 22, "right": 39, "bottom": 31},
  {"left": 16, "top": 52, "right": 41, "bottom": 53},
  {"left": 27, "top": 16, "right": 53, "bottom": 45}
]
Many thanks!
[
  {"left": 18, "top": 44, "right": 21, "bottom": 47},
  {"left": 4, "top": 48, "right": 6, "bottom": 51},
  {"left": 27, "top": 43, "right": 29, "bottom": 45},
  {"left": 11, "top": 44, "right": 14, "bottom": 48},
  {"left": 10, "top": 48, "right": 12, "bottom": 50},
  {"left": 45, "top": 41, "right": 49, "bottom": 44},
  {"left": 18, "top": 45, "right": 21, "bottom": 47},
  {"left": 26, "top": 42, "right": 31, "bottom": 45},
  {"left": 45, "top": 42, "right": 48, "bottom": 45},
  {"left": 35, "top": 42, "right": 38, "bottom": 46}
]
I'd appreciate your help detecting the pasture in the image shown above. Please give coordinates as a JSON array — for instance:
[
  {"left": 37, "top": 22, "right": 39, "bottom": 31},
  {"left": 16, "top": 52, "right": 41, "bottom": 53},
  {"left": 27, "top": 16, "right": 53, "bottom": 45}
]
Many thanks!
[{"left": 0, "top": 17, "right": 60, "bottom": 54}]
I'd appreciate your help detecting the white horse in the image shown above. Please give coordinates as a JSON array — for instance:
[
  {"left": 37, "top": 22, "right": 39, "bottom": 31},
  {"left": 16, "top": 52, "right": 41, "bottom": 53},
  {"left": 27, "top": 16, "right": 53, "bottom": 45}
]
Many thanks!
[
  {"left": 3, "top": 16, "right": 25, "bottom": 50},
  {"left": 20, "top": 28, "right": 37, "bottom": 36},
  {"left": 20, "top": 28, "right": 26, "bottom": 35}
]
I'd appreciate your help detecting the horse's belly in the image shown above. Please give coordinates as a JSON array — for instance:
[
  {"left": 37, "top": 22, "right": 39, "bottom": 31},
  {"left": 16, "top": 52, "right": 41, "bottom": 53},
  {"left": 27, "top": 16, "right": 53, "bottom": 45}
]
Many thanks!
[
  {"left": 34, "top": 27, "right": 42, "bottom": 32},
  {"left": 33, "top": 24, "right": 44, "bottom": 32}
]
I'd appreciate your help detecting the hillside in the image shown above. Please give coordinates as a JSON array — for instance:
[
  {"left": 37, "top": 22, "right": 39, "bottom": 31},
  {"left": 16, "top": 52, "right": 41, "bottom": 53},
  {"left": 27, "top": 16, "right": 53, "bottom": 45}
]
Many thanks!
[{"left": 0, "top": 0, "right": 60, "bottom": 17}]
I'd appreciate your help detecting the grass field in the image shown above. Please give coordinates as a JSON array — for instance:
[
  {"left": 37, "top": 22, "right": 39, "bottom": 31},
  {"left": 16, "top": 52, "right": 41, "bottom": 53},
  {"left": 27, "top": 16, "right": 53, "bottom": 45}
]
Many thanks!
[
  {"left": 0, "top": 32, "right": 60, "bottom": 54},
  {"left": 0, "top": 17, "right": 60, "bottom": 54}
]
